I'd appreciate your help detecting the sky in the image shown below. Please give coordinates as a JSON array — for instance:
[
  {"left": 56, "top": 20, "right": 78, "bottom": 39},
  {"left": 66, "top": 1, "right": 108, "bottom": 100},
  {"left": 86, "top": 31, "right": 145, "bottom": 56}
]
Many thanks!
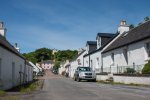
[{"left": 0, "top": 0, "right": 150, "bottom": 53}]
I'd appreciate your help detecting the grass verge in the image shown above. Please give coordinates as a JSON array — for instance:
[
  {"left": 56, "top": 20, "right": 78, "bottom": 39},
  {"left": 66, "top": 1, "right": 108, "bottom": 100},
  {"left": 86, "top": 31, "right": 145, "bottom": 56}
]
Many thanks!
[
  {"left": 0, "top": 90, "right": 6, "bottom": 97},
  {"left": 97, "top": 80, "right": 150, "bottom": 87}
]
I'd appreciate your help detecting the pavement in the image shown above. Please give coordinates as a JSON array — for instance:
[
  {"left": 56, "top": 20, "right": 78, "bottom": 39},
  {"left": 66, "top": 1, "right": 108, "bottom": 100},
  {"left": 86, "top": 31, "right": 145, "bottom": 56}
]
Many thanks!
[{"left": 17, "top": 70, "right": 150, "bottom": 100}]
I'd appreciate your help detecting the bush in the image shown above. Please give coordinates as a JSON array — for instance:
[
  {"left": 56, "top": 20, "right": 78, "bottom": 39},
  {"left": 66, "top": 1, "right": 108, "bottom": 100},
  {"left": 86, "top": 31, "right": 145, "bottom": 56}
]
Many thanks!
[
  {"left": 125, "top": 68, "right": 135, "bottom": 73},
  {"left": 142, "top": 61, "right": 150, "bottom": 74}
]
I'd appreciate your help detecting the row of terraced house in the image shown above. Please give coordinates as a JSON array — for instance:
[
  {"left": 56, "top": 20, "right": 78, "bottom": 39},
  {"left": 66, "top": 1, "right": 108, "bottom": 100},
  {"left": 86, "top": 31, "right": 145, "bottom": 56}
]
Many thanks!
[
  {"left": 68, "top": 20, "right": 150, "bottom": 85},
  {"left": 0, "top": 22, "right": 41, "bottom": 90}
]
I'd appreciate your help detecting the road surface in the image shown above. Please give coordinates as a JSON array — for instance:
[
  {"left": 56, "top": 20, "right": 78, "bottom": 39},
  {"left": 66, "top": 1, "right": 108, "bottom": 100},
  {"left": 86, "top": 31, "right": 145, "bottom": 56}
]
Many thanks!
[{"left": 23, "top": 71, "right": 150, "bottom": 100}]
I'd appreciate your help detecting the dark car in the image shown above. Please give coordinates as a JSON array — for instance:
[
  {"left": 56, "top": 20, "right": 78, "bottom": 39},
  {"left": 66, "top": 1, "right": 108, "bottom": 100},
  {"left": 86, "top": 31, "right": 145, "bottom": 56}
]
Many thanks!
[{"left": 37, "top": 71, "right": 44, "bottom": 76}]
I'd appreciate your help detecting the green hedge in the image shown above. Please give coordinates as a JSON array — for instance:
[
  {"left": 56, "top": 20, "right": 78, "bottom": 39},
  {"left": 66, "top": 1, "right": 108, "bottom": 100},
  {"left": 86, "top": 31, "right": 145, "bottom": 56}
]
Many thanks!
[{"left": 142, "top": 61, "right": 150, "bottom": 74}]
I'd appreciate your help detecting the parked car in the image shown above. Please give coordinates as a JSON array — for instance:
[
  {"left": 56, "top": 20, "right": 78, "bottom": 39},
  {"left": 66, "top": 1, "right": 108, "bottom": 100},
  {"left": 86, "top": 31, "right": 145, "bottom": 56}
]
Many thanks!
[
  {"left": 73, "top": 67, "right": 96, "bottom": 82},
  {"left": 52, "top": 69, "right": 58, "bottom": 74},
  {"left": 37, "top": 71, "right": 44, "bottom": 76}
]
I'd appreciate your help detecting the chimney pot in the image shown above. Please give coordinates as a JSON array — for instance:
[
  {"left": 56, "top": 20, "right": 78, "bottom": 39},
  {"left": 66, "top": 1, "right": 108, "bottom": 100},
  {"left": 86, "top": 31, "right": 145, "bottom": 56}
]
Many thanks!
[{"left": 120, "top": 20, "right": 127, "bottom": 26}]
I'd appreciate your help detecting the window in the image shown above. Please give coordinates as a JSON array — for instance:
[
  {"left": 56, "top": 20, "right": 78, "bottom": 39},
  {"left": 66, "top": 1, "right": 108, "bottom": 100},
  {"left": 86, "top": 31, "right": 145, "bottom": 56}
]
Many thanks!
[
  {"left": 12, "top": 62, "right": 15, "bottom": 85},
  {"left": 146, "top": 42, "right": 150, "bottom": 57},
  {"left": 77, "top": 59, "right": 81, "bottom": 65},
  {"left": 91, "top": 60, "right": 93, "bottom": 70},
  {"left": 86, "top": 61, "right": 88, "bottom": 67},
  {"left": 96, "top": 58, "right": 99, "bottom": 68},
  {"left": 0, "top": 58, "right": 2, "bottom": 79},
  {"left": 111, "top": 53, "right": 114, "bottom": 65},
  {"left": 123, "top": 49, "right": 128, "bottom": 64}
]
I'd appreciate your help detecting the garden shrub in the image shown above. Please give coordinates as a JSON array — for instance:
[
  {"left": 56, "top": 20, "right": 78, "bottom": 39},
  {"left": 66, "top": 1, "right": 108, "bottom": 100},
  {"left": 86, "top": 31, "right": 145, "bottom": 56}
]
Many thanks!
[
  {"left": 142, "top": 61, "right": 150, "bottom": 74},
  {"left": 126, "top": 68, "right": 135, "bottom": 73}
]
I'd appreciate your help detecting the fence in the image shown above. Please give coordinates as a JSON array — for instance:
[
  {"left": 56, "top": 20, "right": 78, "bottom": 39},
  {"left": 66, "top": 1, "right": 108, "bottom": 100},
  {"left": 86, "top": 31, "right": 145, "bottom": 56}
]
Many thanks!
[{"left": 102, "top": 64, "right": 145, "bottom": 74}]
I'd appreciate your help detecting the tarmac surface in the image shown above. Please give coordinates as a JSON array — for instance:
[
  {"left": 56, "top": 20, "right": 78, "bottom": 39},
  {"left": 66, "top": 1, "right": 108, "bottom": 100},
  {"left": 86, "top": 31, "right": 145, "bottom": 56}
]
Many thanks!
[{"left": 14, "top": 70, "right": 150, "bottom": 100}]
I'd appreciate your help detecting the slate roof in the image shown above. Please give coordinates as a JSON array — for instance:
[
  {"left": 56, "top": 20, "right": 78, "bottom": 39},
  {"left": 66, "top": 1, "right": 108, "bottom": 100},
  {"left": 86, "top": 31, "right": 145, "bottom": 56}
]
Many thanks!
[
  {"left": 86, "top": 41, "right": 97, "bottom": 45},
  {"left": 102, "top": 21, "right": 150, "bottom": 53},
  {"left": 0, "top": 35, "right": 25, "bottom": 59},
  {"left": 96, "top": 33, "right": 115, "bottom": 39}
]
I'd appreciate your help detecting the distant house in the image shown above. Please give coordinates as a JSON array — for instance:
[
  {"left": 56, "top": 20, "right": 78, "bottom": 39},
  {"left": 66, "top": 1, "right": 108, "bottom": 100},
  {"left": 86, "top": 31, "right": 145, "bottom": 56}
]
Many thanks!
[
  {"left": 83, "top": 34, "right": 115, "bottom": 73},
  {"left": 83, "top": 41, "right": 97, "bottom": 67},
  {"left": 59, "top": 60, "right": 70, "bottom": 75},
  {"left": 0, "top": 22, "right": 33, "bottom": 90},
  {"left": 69, "top": 50, "right": 86, "bottom": 78},
  {"left": 36, "top": 60, "right": 54, "bottom": 70},
  {"left": 29, "top": 61, "right": 42, "bottom": 75},
  {"left": 102, "top": 20, "right": 150, "bottom": 74}
]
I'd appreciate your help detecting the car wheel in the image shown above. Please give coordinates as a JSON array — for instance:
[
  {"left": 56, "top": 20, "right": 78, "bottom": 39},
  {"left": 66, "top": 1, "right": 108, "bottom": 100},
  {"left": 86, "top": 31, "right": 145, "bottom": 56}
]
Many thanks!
[
  {"left": 77, "top": 77, "right": 80, "bottom": 82},
  {"left": 73, "top": 77, "right": 76, "bottom": 81},
  {"left": 93, "top": 79, "right": 96, "bottom": 82}
]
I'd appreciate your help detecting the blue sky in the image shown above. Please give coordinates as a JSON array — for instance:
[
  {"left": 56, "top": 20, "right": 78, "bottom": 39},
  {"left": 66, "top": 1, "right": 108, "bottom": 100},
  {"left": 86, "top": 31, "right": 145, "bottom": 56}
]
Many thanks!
[{"left": 0, "top": 0, "right": 150, "bottom": 53}]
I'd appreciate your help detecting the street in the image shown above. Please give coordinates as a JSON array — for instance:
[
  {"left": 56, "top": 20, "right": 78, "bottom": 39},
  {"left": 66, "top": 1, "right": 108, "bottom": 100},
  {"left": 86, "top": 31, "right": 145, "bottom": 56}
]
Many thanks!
[{"left": 22, "top": 71, "right": 150, "bottom": 100}]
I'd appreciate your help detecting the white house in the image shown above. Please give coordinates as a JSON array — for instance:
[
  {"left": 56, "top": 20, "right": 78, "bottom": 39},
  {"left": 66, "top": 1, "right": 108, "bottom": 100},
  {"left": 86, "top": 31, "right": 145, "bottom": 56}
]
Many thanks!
[
  {"left": 0, "top": 22, "right": 33, "bottom": 90},
  {"left": 69, "top": 50, "right": 86, "bottom": 78},
  {"left": 36, "top": 60, "right": 54, "bottom": 70},
  {"left": 83, "top": 34, "right": 115, "bottom": 73},
  {"left": 29, "top": 61, "right": 42, "bottom": 76},
  {"left": 102, "top": 20, "right": 150, "bottom": 74}
]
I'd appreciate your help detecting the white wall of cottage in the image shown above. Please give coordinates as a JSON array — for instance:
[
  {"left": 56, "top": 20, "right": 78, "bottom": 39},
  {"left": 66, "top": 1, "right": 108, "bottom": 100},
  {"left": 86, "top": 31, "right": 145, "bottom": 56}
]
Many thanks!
[
  {"left": 102, "top": 38, "right": 150, "bottom": 73},
  {"left": 0, "top": 46, "right": 33, "bottom": 90},
  {"left": 89, "top": 51, "right": 102, "bottom": 73},
  {"left": 69, "top": 51, "right": 86, "bottom": 78},
  {"left": 83, "top": 55, "right": 89, "bottom": 67}
]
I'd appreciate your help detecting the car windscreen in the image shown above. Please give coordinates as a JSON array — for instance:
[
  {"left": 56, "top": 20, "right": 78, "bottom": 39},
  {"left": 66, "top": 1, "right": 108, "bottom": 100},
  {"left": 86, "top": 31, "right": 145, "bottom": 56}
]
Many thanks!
[{"left": 79, "top": 67, "right": 91, "bottom": 71}]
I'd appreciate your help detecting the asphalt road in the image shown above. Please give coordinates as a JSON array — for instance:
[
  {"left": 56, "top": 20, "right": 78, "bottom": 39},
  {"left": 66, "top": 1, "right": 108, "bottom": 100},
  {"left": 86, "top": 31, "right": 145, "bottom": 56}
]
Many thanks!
[{"left": 24, "top": 71, "right": 150, "bottom": 100}]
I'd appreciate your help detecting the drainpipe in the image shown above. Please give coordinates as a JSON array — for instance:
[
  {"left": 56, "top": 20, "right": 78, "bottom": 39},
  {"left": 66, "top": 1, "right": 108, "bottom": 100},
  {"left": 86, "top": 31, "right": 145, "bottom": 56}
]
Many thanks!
[
  {"left": 89, "top": 55, "right": 90, "bottom": 68},
  {"left": 83, "top": 57, "right": 84, "bottom": 66}
]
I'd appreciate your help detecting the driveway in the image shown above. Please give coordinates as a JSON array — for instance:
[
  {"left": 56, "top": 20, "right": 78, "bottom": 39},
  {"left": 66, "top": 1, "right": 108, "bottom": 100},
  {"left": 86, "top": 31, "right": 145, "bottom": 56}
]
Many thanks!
[{"left": 21, "top": 71, "right": 150, "bottom": 100}]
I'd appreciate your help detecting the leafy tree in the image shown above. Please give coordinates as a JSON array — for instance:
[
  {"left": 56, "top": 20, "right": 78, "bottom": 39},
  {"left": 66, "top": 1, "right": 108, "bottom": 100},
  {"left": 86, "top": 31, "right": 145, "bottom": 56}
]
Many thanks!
[
  {"left": 23, "top": 52, "right": 37, "bottom": 64},
  {"left": 138, "top": 22, "right": 142, "bottom": 26},
  {"left": 144, "top": 16, "right": 150, "bottom": 22},
  {"left": 129, "top": 24, "right": 134, "bottom": 29},
  {"left": 34, "top": 48, "right": 53, "bottom": 62},
  {"left": 53, "top": 61, "right": 61, "bottom": 70}
]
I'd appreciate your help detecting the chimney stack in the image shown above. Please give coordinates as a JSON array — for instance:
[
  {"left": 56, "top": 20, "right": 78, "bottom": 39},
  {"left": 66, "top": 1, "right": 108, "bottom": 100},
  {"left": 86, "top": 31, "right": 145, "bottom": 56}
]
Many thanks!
[
  {"left": 0, "top": 22, "right": 6, "bottom": 37},
  {"left": 14, "top": 43, "right": 20, "bottom": 52},
  {"left": 118, "top": 20, "right": 129, "bottom": 34},
  {"left": 120, "top": 20, "right": 127, "bottom": 26}
]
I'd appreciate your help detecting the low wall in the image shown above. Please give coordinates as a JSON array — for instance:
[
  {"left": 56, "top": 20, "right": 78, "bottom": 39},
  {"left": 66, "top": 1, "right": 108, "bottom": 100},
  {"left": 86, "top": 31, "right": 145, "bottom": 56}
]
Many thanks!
[
  {"left": 96, "top": 75, "right": 150, "bottom": 85},
  {"left": 113, "top": 76, "right": 150, "bottom": 85},
  {"left": 96, "top": 75, "right": 108, "bottom": 81}
]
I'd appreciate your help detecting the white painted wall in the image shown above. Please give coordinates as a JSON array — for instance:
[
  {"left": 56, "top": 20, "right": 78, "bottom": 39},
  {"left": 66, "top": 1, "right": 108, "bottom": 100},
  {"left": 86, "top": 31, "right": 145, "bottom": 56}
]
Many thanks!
[
  {"left": 29, "top": 61, "right": 40, "bottom": 75},
  {"left": 96, "top": 75, "right": 150, "bottom": 85},
  {"left": 0, "top": 46, "right": 25, "bottom": 90},
  {"left": 69, "top": 51, "right": 86, "bottom": 78},
  {"left": 69, "top": 61, "right": 78, "bottom": 78},
  {"left": 83, "top": 55, "right": 89, "bottom": 67},
  {"left": 102, "top": 38, "right": 150, "bottom": 74},
  {"left": 89, "top": 51, "right": 102, "bottom": 73}
]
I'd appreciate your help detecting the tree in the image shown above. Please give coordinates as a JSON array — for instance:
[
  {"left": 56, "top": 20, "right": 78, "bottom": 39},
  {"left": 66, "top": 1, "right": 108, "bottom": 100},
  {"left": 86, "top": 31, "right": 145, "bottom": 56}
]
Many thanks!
[
  {"left": 34, "top": 48, "right": 53, "bottom": 62},
  {"left": 142, "top": 60, "right": 150, "bottom": 74},
  {"left": 144, "top": 16, "right": 150, "bottom": 22},
  {"left": 129, "top": 24, "right": 134, "bottom": 29},
  {"left": 53, "top": 61, "right": 61, "bottom": 70}
]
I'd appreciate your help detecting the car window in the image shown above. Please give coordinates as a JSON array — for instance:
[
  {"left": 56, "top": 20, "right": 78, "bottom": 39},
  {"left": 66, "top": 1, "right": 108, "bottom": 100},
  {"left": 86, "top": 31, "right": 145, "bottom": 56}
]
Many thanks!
[{"left": 79, "top": 67, "right": 91, "bottom": 71}]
